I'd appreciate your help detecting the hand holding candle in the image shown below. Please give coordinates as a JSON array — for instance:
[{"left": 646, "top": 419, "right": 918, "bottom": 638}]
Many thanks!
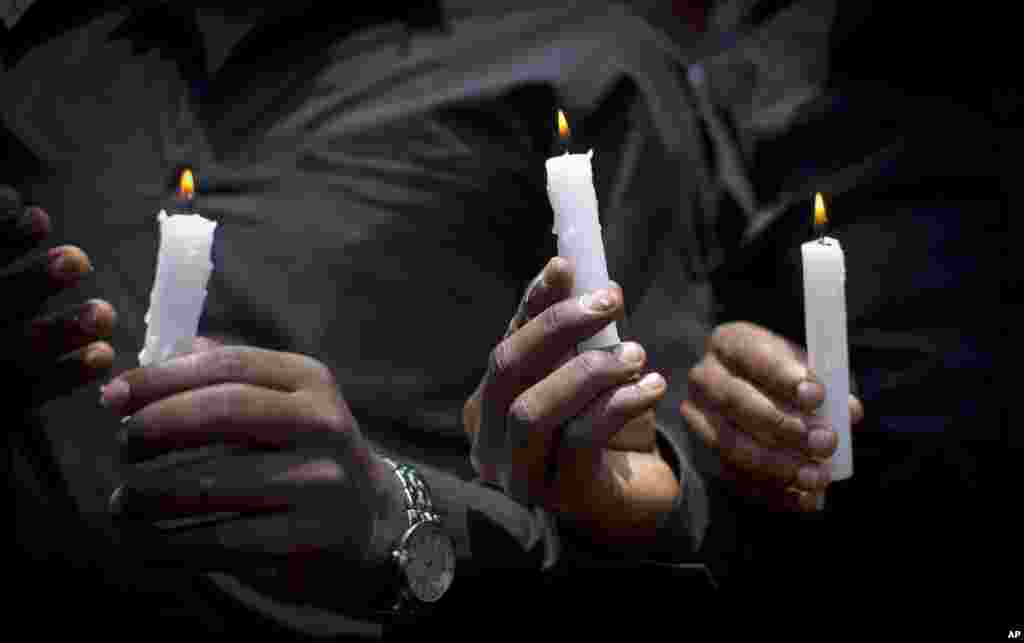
[
  {"left": 138, "top": 169, "right": 217, "bottom": 366},
  {"left": 682, "top": 194, "right": 862, "bottom": 511}
]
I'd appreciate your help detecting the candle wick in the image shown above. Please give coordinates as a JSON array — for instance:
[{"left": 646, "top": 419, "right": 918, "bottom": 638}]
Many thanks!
[{"left": 813, "top": 221, "right": 828, "bottom": 244}]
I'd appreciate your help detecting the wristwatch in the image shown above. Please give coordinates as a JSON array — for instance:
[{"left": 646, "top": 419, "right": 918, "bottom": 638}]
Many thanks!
[{"left": 376, "top": 458, "right": 456, "bottom": 613}]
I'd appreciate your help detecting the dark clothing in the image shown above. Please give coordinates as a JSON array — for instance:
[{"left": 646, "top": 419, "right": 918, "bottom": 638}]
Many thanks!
[
  {"left": 3, "top": 2, "right": 713, "bottom": 637},
  {"left": 1, "top": 0, "right": 1010, "bottom": 634},
  {"left": 678, "top": 0, "right": 1010, "bottom": 612}
]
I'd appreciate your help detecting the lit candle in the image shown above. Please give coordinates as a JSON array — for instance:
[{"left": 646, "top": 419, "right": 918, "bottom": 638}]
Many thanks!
[
  {"left": 138, "top": 169, "right": 217, "bottom": 366},
  {"left": 801, "top": 194, "right": 852, "bottom": 480},
  {"left": 546, "top": 110, "right": 620, "bottom": 350}
]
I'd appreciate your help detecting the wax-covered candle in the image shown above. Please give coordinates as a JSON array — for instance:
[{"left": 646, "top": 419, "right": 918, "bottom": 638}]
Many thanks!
[
  {"left": 801, "top": 194, "right": 852, "bottom": 480},
  {"left": 546, "top": 111, "right": 620, "bottom": 351},
  {"left": 138, "top": 169, "right": 217, "bottom": 366}
]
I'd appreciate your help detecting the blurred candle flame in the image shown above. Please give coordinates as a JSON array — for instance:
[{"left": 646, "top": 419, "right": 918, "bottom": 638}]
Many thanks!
[
  {"left": 557, "top": 110, "right": 570, "bottom": 141},
  {"left": 178, "top": 169, "right": 195, "bottom": 201},
  {"left": 814, "top": 192, "right": 827, "bottom": 227}
]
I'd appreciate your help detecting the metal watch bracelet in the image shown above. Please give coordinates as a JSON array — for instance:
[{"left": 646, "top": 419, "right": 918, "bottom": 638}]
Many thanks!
[{"left": 380, "top": 457, "right": 440, "bottom": 528}]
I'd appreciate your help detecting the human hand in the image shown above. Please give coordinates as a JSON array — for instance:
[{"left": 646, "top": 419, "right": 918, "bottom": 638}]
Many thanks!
[
  {"left": 681, "top": 321, "right": 864, "bottom": 512},
  {"left": 464, "top": 257, "right": 680, "bottom": 545},
  {"left": 1, "top": 185, "right": 116, "bottom": 405},
  {"left": 103, "top": 338, "right": 406, "bottom": 569}
]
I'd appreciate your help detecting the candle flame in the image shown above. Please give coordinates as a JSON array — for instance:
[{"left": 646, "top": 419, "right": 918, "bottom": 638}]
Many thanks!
[
  {"left": 557, "top": 110, "right": 570, "bottom": 141},
  {"left": 814, "top": 192, "right": 827, "bottom": 226},
  {"left": 178, "top": 169, "right": 195, "bottom": 201}
]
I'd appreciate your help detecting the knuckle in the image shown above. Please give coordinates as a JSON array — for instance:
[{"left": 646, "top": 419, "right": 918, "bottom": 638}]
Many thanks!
[
  {"left": 538, "top": 299, "right": 567, "bottom": 335},
  {"left": 575, "top": 349, "right": 611, "bottom": 379},
  {"left": 207, "top": 346, "right": 248, "bottom": 382}
]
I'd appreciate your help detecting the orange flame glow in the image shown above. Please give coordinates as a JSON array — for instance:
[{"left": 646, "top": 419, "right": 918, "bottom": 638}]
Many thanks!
[
  {"left": 178, "top": 169, "right": 195, "bottom": 201},
  {"left": 814, "top": 192, "right": 827, "bottom": 227},
  {"left": 557, "top": 110, "right": 570, "bottom": 141}
]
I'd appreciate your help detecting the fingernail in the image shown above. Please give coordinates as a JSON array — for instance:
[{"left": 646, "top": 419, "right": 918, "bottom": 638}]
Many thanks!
[
  {"left": 796, "top": 380, "right": 823, "bottom": 409},
  {"left": 636, "top": 372, "right": 665, "bottom": 393},
  {"left": 48, "top": 248, "right": 85, "bottom": 283},
  {"left": 580, "top": 289, "right": 615, "bottom": 313},
  {"left": 100, "top": 378, "right": 130, "bottom": 409},
  {"left": 807, "top": 429, "right": 836, "bottom": 454},
  {"left": 616, "top": 342, "right": 645, "bottom": 366}
]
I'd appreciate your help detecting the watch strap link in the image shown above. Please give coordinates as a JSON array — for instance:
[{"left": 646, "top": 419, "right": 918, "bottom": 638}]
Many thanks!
[{"left": 381, "top": 457, "right": 439, "bottom": 528}]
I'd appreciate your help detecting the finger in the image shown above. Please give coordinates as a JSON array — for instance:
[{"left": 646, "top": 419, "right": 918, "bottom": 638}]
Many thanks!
[
  {"left": 506, "top": 256, "right": 574, "bottom": 337},
  {"left": 503, "top": 342, "right": 648, "bottom": 502},
  {"left": 1, "top": 245, "right": 93, "bottom": 321},
  {"left": 688, "top": 353, "right": 808, "bottom": 448},
  {"left": 709, "top": 322, "right": 819, "bottom": 413},
  {"left": 563, "top": 372, "right": 666, "bottom": 449},
  {"left": 101, "top": 345, "right": 329, "bottom": 416},
  {"left": 117, "top": 383, "right": 318, "bottom": 463},
  {"left": 687, "top": 389, "right": 828, "bottom": 491},
  {"left": 473, "top": 285, "right": 624, "bottom": 470},
  {"left": 111, "top": 478, "right": 292, "bottom": 523},
  {"left": 19, "top": 341, "right": 115, "bottom": 406},
  {"left": 112, "top": 451, "right": 343, "bottom": 522},
  {"left": 680, "top": 398, "right": 720, "bottom": 450},
  {"left": 15, "top": 299, "right": 116, "bottom": 362},
  {"left": 719, "top": 463, "right": 826, "bottom": 512},
  {"left": 1, "top": 206, "right": 50, "bottom": 266}
]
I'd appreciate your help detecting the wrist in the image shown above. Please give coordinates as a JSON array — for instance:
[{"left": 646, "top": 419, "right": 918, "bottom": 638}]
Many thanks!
[{"left": 367, "top": 454, "right": 410, "bottom": 564}]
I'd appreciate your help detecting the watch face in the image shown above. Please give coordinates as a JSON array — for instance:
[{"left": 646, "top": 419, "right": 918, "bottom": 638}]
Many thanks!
[{"left": 401, "top": 522, "right": 455, "bottom": 603}]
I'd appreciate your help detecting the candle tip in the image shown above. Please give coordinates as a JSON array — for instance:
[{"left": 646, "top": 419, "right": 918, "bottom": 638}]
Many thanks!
[
  {"left": 557, "top": 110, "right": 570, "bottom": 141},
  {"left": 178, "top": 169, "right": 195, "bottom": 202},
  {"left": 814, "top": 192, "right": 827, "bottom": 226},
  {"left": 813, "top": 192, "right": 828, "bottom": 240}
]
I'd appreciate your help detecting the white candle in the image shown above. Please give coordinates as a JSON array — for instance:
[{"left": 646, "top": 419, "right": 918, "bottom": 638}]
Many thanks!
[
  {"left": 801, "top": 194, "right": 852, "bottom": 480},
  {"left": 546, "top": 112, "right": 620, "bottom": 351},
  {"left": 138, "top": 170, "right": 217, "bottom": 366}
]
